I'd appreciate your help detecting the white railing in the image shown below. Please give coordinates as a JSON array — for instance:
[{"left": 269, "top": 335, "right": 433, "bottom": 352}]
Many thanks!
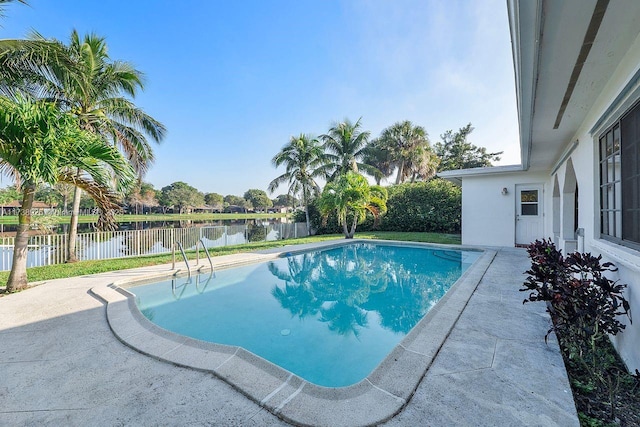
[{"left": 0, "top": 223, "right": 308, "bottom": 271}]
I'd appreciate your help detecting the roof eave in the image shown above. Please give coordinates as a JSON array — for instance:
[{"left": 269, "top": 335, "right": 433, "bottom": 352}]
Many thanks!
[
  {"left": 507, "top": 0, "right": 544, "bottom": 171},
  {"left": 437, "top": 164, "right": 526, "bottom": 184}
]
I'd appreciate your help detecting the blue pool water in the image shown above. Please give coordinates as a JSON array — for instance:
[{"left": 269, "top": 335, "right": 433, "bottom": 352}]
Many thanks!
[{"left": 130, "top": 243, "right": 480, "bottom": 387}]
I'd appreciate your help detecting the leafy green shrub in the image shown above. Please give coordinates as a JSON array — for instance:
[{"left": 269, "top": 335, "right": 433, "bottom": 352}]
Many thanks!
[
  {"left": 306, "top": 202, "right": 342, "bottom": 235},
  {"left": 247, "top": 224, "right": 267, "bottom": 242},
  {"left": 381, "top": 179, "right": 461, "bottom": 233},
  {"left": 306, "top": 178, "right": 460, "bottom": 236},
  {"left": 292, "top": 209, "right": 306, "bottom": 223}
]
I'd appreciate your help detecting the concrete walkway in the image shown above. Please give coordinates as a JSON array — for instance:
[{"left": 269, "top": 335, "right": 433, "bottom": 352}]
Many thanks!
[{"left": 0, "top": 246, "right": 578, "bottom": 426}]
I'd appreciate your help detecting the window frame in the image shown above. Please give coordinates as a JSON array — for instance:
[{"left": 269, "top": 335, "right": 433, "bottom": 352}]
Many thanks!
[
  {"left": 598, "top": 99, "right": 640, "bottom": 251},
  {"left": 519, "top": 189, "right": 539, "bottom": 216}
]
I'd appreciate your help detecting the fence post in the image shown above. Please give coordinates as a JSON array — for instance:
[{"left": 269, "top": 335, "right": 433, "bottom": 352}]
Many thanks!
[
  {"left": 47, "top": 234, "right": 52, "bottom": 265},
  {"left": 137, "top": 230, "right": 141, "bottom": 256},
  {"left": 64, "top": 234, "right": 68, "bottom": 266},
  {"left": 295, "top": 223, "right": 297, "bottom": 239},
  {"left": 224, "top": 225, "right": 228, "bottom": 247}
]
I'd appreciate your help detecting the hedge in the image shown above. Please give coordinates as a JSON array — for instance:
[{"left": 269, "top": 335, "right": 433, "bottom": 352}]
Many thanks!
[
  {"left": 297, "top": 178, "right": 461, "bottom": 235},
  {"left": 381, "top": 179, "right": 461, "bottom": 233}
]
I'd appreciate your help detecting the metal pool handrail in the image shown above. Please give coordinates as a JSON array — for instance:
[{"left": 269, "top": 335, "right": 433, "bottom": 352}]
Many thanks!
[
  {"left": 196, "top": 238, "right": 214, "bottom": 272},
  {"left": 171, "top": 241, "right": 191, "bottom": 277}
]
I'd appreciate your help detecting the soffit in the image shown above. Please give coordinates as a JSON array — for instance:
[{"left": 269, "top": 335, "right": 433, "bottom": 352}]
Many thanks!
[{"left": 518, "top": 0, "right": 640, "bottom": 171}]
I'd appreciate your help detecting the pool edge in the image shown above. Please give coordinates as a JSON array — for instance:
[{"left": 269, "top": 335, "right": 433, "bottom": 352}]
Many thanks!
[{"left": 93, "top": 240, "right": 496, "bottom": 427}]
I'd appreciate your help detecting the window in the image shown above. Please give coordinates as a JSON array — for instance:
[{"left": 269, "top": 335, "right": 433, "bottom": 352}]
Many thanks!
[
  {"left": 599, "top": 101, "right": 640, "bottom": 248},
  {"left": 520, "top": 190, "right": 539, "bottom": 216}
]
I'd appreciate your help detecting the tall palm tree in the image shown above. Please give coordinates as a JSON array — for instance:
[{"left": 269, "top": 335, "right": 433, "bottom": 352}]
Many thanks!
[
  {"left": 268, "top": 134, "right": 327, "bottom": 235},
  {"left": 6, "top": 31, "right": 166, "bottom": 262},
  {"left": 403, "top": 145, "right": 440, "bottom": 183},
  {"left": 317, "top": 171, "right": 387, "bottom": 239},
  {"left": 321, "top": 118, "right": 379, "bottom": 181},
  {"left": 0, "top": 96, "right": 135, "bottom": 292},
  {"left": 361, "top": 138, "right": 395, "bottom": 185},
  {"left": 376, "top": 120, "right": 437, "bottom": 184}
]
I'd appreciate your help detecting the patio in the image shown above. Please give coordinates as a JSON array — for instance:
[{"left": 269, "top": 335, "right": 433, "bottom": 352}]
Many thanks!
[{"left": 0, "top": 245, "right": 578, "bottom": 426}]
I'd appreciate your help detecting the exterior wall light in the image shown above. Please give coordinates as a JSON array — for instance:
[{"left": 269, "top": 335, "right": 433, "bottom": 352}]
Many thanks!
[{"left": 501, "top": 187, "right": 508, "bottom": 195}]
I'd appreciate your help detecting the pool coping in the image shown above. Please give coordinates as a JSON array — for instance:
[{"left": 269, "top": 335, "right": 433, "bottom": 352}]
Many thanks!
[{"left": 91, "top": 239, "right": 496, "bottom": 427}]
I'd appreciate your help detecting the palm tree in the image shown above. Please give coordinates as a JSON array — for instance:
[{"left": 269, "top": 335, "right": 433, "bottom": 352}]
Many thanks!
[
  {"left": 361, "top": 138, "right": 395, "bottom": 185},
  {"left": 376, "top": 120, "right": 438, "bottom": 184},
  {"left": 317, "top": 171, "right": 387, "bottom": 239},
  {"left": 0, "top": 96, "right": 135, "bottom": 292},
  {"left": 1, "top": 30, "right": 166, "bottom": 262},
  {"left": 321, "top": 118, "right": 379, "bottom": 181},
  {"left": 268, "top": 134, "right": 327, "bottom": 235},
  {"left": 0, "top": 0, "right": 26, "bottom": 18},
  {"left": 403, "top": 144, "right": 439, "bottom": 183}
]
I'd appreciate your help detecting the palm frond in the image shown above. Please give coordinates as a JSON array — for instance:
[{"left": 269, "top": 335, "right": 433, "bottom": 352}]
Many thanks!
[
  {"left": 99, "top": 97, "right": 165, "bottom": 142},
  {"left": 57, "top": 170, "right": 122, "bottom": 230}
]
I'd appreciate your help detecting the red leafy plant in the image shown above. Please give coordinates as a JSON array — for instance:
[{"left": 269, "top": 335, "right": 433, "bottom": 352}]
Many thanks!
[
  {"left": 521, "top": 238, "right": 630, "bottom": 351},
  {"left": 521, "top": 239, "right": 635, "bottom": 420}
]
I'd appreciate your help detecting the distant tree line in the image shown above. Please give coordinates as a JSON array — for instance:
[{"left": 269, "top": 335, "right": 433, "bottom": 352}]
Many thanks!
[{"left": 0, "top": 181, "right": 298, "bottom": 215}]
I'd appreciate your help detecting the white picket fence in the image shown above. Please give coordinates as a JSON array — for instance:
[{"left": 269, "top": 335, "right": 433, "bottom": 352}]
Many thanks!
[{"left": 0, "top": 223, "right": 308, "bottom": 271}]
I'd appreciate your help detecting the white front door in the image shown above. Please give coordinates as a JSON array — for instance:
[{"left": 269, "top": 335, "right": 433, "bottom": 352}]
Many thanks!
[{"left": 515, "top": 184, "right": 544, "bottom": 245}]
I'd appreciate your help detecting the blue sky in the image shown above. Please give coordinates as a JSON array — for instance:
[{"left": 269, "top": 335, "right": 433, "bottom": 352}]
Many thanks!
[{"left": 1, "top": 0, "right": 519, "bottom": 197}]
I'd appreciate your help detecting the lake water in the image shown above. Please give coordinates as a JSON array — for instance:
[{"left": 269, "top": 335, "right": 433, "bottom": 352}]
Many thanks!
[{"left": 0, "top": 219, "right": 306, "bottom": 271}]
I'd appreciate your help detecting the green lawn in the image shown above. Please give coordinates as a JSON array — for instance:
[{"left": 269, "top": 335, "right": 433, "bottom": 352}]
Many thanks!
[{"left": 0, "top": 232, "right": 460, "bottom": 286}]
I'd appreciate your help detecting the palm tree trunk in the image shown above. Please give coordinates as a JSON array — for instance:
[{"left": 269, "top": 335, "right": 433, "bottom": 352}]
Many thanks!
[
  {"left": 6, "top": 184, "right": 35, "bottom": 292},
  {"left": 349, "top": 215, "right": 358, "bottom": 238},
  {"left": 395, "top": 159, "right": 405, "bottom": 185},
  {"left": 304, "top": 206, "right": 311, "bottom": 236},
  {"left": 303, "top": 187, "right": 311, "bottom": 236},
  {"left": 66, "top": 182, "right": 82, "bottom": 262},
  {"left": 343, "top": 221, "right": 351, "bottom": 239}
]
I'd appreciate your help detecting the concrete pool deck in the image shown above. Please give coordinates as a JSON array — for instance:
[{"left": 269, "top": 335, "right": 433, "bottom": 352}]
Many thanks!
[{"left": 0, "top": 242, "right": 579, "bottom": 426}]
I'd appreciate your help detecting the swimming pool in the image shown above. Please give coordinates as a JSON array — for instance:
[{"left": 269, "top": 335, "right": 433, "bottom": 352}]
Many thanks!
[
  {"left": 99, "top": 240, "right": 494, "bottom": 425},
  {"left": 129, "top": 242, "right": 480, "bottom": 387}
]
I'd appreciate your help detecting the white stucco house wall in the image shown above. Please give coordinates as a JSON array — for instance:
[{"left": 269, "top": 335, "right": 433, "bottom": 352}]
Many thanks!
[{"left": 440, "top": 0, "right": 640, "bottom": 373}]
